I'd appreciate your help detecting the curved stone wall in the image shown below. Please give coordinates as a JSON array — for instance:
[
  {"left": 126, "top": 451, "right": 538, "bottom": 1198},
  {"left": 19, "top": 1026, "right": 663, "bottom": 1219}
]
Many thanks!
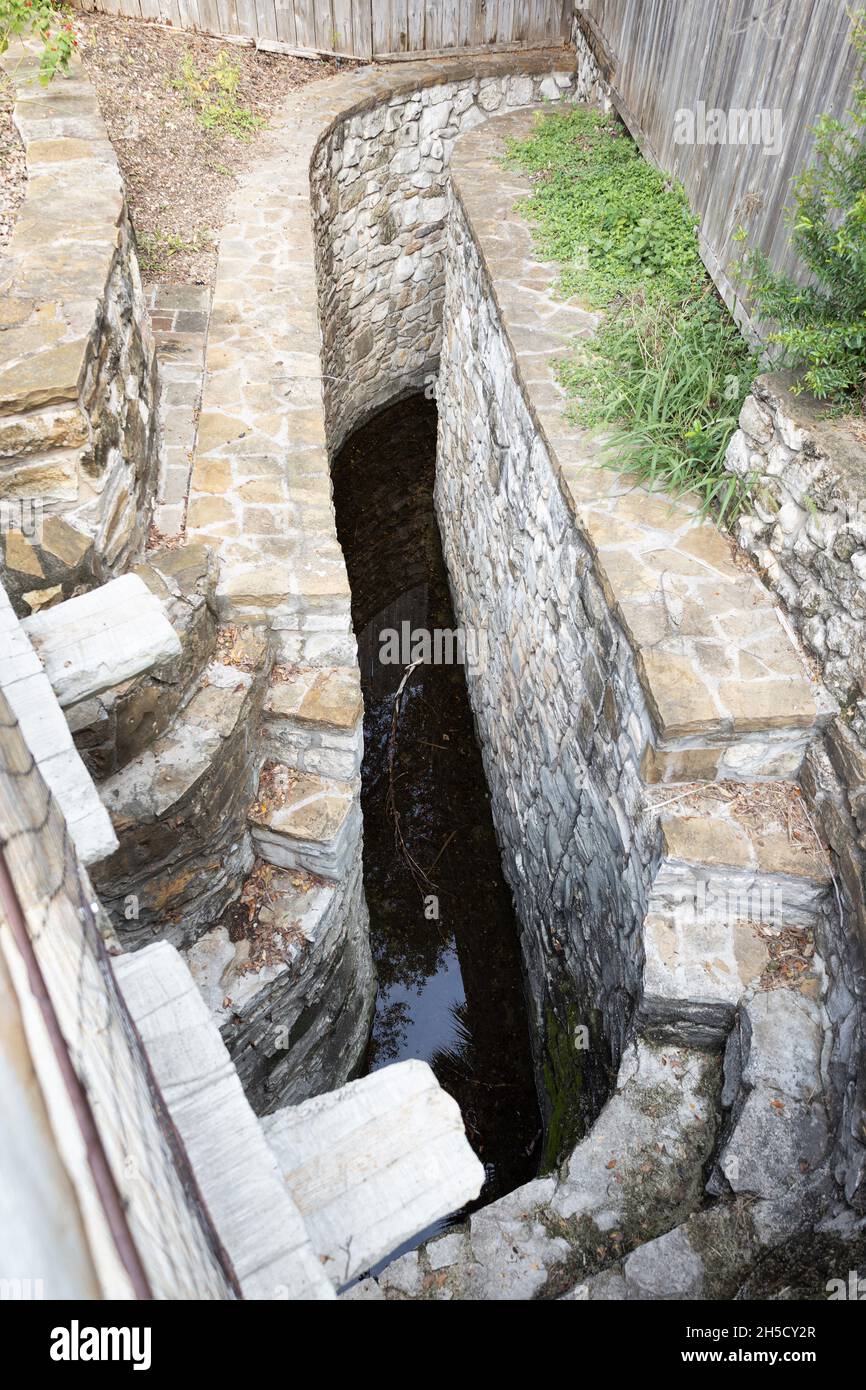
[
  {"left": 0, "top": 46, "right": 160, "bottom": 614},
  {"left": 183, "top": 55, "right": 857, "bottom": 1215},
  {"left": 436, "top": 108, "right": 832, "bottom": 1145},
  {"left": 311, "top": 61, "right": 577, "bottom": 452},
  {"left": 182, "top": 52, "right": 581, "bottom": 1111},
  {"left": 2, "top": 35, "right": 860, "bottom": 1285}
]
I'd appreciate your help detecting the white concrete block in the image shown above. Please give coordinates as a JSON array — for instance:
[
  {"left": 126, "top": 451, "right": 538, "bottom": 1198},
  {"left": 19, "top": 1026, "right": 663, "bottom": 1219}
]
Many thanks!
[
  {"left": 262, "top": 1059, "right": 485, "bottom": 1286},
  {"left": 23, "top": 573, "right": 181, "bottom": 708},
  {"left": 114, "top": 942, "right": 334, "bottom": 1302}
]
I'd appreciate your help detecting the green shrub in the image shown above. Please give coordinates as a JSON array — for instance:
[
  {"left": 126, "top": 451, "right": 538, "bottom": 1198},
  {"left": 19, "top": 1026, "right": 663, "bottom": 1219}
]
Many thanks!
[
  {"left": 735, "top": 11, "right": 866, "bottom": 409},
  {"left": 0, "top": 0, "right": 76, "bottom": 85}
]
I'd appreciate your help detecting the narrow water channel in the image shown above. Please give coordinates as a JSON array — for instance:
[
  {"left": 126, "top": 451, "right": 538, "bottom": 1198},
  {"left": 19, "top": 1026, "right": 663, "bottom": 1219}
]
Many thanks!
[{"left": 332, "top": 394, "right": 541, "bottom": 1207}]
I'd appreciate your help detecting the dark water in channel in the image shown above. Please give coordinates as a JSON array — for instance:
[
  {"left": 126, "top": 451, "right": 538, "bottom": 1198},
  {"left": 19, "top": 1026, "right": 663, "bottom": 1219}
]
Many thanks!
[{"left": 332, "top": 394, "right": 541, "bottom": 1208}]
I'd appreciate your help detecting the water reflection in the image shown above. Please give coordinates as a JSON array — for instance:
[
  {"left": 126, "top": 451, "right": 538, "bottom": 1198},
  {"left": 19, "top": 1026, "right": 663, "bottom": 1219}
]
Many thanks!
[{"left": 332, "top": 394, "right": 540, "bottom": 1204}]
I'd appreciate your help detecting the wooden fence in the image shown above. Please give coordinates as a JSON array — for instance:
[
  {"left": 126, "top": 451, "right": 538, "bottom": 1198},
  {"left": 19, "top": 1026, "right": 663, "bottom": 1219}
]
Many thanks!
[
  {"left": 577, "top": 0, "right": 863, "bottom": 325},
  {"left": 72, "top": 0, "right": 573, "bottom": 58}
]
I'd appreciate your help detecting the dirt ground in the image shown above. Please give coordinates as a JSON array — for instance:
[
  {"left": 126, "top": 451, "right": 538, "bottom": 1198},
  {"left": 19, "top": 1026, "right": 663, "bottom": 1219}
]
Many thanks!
[{"left": 75, "top": 13, "right": 342, "bottom": 285}]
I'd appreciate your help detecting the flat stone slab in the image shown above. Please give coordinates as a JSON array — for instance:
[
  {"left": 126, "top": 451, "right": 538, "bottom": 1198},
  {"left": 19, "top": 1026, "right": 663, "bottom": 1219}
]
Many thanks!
[
  {"left": 346, "top": 1039, "right": 720, "bottom": 1301},
  {"left": 22, "top": 573, "right": 181, "bottom": 708},
  {"left": 658, "top": 788, "right": 831, "bottom": 882},
  {"left": 248, "top": 761, "right": 359, "bottom": 880},
  {"left": 639, "top": 785, "right": 829, "bottom": 1044},
  {"left": 114, "top": 941, "right": 334, "bottom": 1300},
  {"left": 715, "top": 989, "right": 830, "bottom": 1199},
  {"left": 265, "top": 666, "right": 362, "bottom": 732},
  {"left": 262, "top": 1059, "right": 484, "bottom": 1287},
  {"left": 100, "top": 657, "right": 256, "bottom": 824}
]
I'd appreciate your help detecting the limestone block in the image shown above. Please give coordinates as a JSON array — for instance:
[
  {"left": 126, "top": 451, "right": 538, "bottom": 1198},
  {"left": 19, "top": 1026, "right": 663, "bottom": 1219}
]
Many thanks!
[
  {"left": 0, "top": 580, "right": 117, "bottom": 865},
  {"left": 262, "top": 1059, "right": 484, "bottom": 1286},
  {"left": 114, "top": 942, "right": 334, "bottom": 1301}
]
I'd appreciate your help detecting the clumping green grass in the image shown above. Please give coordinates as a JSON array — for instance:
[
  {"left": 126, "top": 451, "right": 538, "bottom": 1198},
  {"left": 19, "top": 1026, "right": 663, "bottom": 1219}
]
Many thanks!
[{"left": 505, "top": 107, "right": 755, "bottom": 518}]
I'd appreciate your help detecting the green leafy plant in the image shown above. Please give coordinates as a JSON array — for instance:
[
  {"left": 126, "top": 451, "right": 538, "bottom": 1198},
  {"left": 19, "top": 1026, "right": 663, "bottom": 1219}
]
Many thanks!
[
  {"left": 505, "top": 106, "right": 706, "bottom": 307},
  {"left": 506, "top": 105, "right": 752, "bottom": 515},
  {"left": 0, "top": 0, "right": 77, "bottom": 84},
  {"left": 735, "top": 10, "right": 866, "bottom": 409},
  {"left": 171, "top": 51, "right": 264, "bottom": 140}
]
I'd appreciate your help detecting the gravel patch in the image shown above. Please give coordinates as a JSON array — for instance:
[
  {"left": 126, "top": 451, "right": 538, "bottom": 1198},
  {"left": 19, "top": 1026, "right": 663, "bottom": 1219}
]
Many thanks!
[
  {"left": 0, "top": 79, "right": 26, "bottom": 260},
  {"left": 75, "top": 13, "right": 345, "bottom": 286}
]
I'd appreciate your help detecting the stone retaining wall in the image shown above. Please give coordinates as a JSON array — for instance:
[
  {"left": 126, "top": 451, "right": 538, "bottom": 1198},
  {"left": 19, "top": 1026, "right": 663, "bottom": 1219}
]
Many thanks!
[
  {"left": 726, "top": 374, "right": 866, "bottom": 729},
  {"left": 437, "top": 143, "right": 658, "bottom": 1128},
  {"left": 184, "top": 52, "right": 581, "bottom": 1112},
  {"left": 0, "top": 46, "right": 159, "bottom": 615},
  {"left": 434, "top": 106, "right": 832, "bottom": 1150},
  {"left": 725, "top": 374, "right": 866, "bottom": 1205}
]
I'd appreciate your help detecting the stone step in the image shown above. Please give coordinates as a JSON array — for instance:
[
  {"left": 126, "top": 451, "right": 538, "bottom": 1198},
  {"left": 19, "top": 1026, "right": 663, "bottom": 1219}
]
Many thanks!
[
  {"left": 64, "top": 544, "right": 219, "bottom": 779},
  {"left": 93, "top": 627, "right": 271, "bottom": 948},
  {"left": 637, "top": 784, "right": 830, "bottom": 1047},
  {"left": 21, "top": 572, "right": 182, "bottom": 710},
  {"left": 0, "top": 580, "right": 117, "bottom": 865},
  {"left": 248, "top": 760, "right": 361, "bottom": 881},
  {"left": 262, "top": 664, "right": 363, "bottom": 781},
  {"left": 262, "top": 1059, "right": 485, "bottom": 1288},
  {"left": 113, "top": 941, "right": 335, "bottom": 1301},
  {"left": 183, "top": 854, "right": 374, "bottom": 1113}
]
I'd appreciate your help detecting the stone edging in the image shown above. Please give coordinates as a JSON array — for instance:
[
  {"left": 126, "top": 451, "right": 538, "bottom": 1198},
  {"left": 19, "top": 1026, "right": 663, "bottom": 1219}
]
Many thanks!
[{"left": 0, "top": 44, "right": 159, "bottom": 613}]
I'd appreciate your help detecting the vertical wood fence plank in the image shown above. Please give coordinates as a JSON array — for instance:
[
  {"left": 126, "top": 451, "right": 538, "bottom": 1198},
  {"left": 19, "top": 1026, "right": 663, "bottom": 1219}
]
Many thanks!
[
  {"left": 253, "top": 0, "right": 278, "bottom": 41},
  {"left": 407, "top": 0, "right": 426, "bottom": 51},
  {"left": 293, "top": 0, "right": 317, "bottom": 48},
  {"left": 330, "top": 0, "right": 355, "bottom": 53},
  {"left": 351, "top": 0, "right": 373, "bottom": 57},
  {"left": 274, "top": 0, "right": 298, "bottom": 44}
]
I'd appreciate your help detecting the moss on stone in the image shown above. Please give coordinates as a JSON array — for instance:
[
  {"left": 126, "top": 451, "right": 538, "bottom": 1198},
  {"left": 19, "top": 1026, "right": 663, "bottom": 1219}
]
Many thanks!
[{"left": 540, "top": 1000, "right": 586, "bottom": 1173}]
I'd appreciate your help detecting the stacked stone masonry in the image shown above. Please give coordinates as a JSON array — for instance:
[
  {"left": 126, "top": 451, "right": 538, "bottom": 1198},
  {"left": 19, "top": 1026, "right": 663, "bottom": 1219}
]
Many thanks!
[
  {"left": 181, "top": 52, "right": 585, "bottom": 1113},
  {"left": 726, "top": 372, "right": 866, "bottom": 1207},
  {"left": 0, "top": 45, "right": 160, "bottom": 614}
]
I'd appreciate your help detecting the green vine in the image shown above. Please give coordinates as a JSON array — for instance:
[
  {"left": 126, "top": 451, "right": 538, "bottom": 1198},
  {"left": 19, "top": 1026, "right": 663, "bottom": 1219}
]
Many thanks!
[{"left": 0, "top": 1, "right": 76, "bottom": 85}]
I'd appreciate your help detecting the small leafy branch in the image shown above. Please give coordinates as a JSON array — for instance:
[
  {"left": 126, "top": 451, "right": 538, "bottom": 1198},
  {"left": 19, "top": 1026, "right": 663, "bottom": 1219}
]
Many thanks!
[
  {"left": 735, "top": 9, "right": 866, "bottom": 410},
  {"left": 170, "top": 51, "right": 264, "bottom": 140},
  {"left": 0, "top": 0, "right": 77, "bottom": 85}
]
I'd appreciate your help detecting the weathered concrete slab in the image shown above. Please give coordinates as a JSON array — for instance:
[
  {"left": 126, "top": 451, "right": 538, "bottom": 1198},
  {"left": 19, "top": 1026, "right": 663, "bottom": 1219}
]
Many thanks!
[
  {"left": 23, "top": 573, "right": 181, "bottom": 708},
  {"left": 0, "top": 580, "right": 117, "bottom": 864},
  {"left": 263, "top": 1059, "right": 484, "bottom": 1286}
]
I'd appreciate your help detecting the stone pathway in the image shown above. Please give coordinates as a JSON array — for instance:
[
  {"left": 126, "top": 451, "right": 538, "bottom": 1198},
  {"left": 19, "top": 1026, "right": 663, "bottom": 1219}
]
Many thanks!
[
  {"left": 449, "top": 108, "right": 832, "bottom": 782},
  {"left": 147, "top": 283, "right": 210, "bottom": 537}
]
